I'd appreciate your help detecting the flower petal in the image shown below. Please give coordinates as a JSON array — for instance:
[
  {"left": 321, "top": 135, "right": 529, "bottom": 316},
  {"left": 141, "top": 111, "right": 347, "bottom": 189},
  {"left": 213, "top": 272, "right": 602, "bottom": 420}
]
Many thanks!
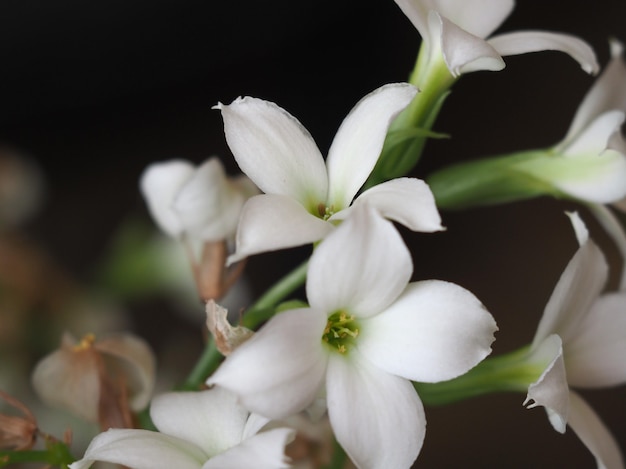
[
  {"left": 568, "top": 390, "right": 625, "bottom": 469},
  {"left": 565, "top": 291, "right": 626, "bottom": 388},
  {"left": 216, "top": 97, "right": 328, "bottom": 207},
  {"left": 325, "top": 83, "right": 417, "bottom": 209},
  {"left": 524, "top": 335, "right": 569, "bottom": 434},
  {"left": 31, "top": 333, "right": 101, "bottom": 422},
  {"left": 435, "top": 12, "right": 505, "bottom": 76},
  {"left": 208, "top": 308, "right": 328, "bottom": 420},
  {"left": 307, "top": 203, "right": 412, "bottom": 318},
  {"left": 564, "top": 39, "right": 626, "bottom": 143},
  {"left": 532, "top": 231, "right": 608, "bottom": 347},
  {"left": 488, "top": 31, "right": 599, "bottom": 75},
  {"left": 586, "top": 203, "right": 626, "bottom": 290},
  {"left": 140, "top": 160, "right": 195, "bottom": 237},
  {"left": 339, "top": 177, "right": 443, "bottom": 232},
  {"left": 172, "top": 158, "right": 247, "bottom": 241},
  {"left": 434, "top": 0, "right": 514, "bottom": 38},
  {"left": 227, "top": 194, "right": 335, "bottom": 264},
  {"left": 150, "top": 388, "right": 248, "bottom": 458},
  {"left": 560, "top": 111, "right": 626, "bottom": 157},
  {"left": 358, "top": 280, "right": 496, "bottom": 382},
  {"left": 202, "top": 428, "right": 294, "bottom": 469},
  {"left": 94, "top": 334, "right": 156, "bottom": 412},
  {"left": 326, "top": 353, "right": 425, "bottom": 469},
  {"left": 68, "top": 428, "right": 206, "bottom": 469}
]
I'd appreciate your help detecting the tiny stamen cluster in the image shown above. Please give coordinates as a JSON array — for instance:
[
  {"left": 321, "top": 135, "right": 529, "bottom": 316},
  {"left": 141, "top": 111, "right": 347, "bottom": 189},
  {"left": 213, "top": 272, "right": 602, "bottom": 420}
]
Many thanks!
[{"left": 322, "top": 311, "right": 360, "bottom": 354}]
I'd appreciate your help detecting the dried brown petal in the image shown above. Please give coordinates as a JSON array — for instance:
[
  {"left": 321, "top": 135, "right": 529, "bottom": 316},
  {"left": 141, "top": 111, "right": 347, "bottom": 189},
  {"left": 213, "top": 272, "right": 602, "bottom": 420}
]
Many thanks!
[{"left": 205, "top": 300, "right": 253, "bottom": 356}]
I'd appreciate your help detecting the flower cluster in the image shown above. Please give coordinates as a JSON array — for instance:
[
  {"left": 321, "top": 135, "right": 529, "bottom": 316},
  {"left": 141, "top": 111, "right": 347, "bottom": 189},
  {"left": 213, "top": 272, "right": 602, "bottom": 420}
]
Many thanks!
[{"left": 13, "top": 1, "right": 626, "bottom": 469}]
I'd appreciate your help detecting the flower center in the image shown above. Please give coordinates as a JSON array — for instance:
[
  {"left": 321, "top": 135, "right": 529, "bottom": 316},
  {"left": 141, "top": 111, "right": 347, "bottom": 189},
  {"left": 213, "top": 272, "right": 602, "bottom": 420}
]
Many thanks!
[
  {"left": 72, "top": 333, "right": 96, "bottom": 351},
  {"left": 322, "top": 311, "right": 359, "bottom": 354},
  {"left": 317, "top": 203, "right": 336, "bottom": 221}
]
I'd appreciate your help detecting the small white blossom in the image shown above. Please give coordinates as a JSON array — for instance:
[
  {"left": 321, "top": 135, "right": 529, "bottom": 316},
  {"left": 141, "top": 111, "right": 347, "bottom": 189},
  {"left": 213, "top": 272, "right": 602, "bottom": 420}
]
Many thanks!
[
  {"left": 523, "top": 213, "right": 625, "bottom": 469},
  {"left": 69, "top": 386, "right": 294, "bottom": 469},
  {"left": 215, "top": 83, "right": 443, "bottom": 264},
  {"left": 393, "top": 0, "right": 598, "bottom": 80},
  {"left": 140, "top": 157, "right": 258, "bottom": 242},
  {"left": 208, "top": 204, "right": 496, "bottom": 468}
]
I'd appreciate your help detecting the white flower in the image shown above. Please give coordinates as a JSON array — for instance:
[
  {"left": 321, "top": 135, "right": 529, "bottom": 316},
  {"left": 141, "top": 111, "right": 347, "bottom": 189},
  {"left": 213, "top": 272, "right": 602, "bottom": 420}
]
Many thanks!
[
  {"left": 69, "top": 386, "right": 295, "bottom": 469},
  {"left": 140, "top": 157, "right": 258, "bottom": 242},
  {"left": 393, "top": 0, "right": 598, "bottom": 80},
  {"left": 208, "top": 204, "right": 497, "bottom": 468},
  {"left": 523, "top": 213, "right": 625, "bottom": 469},
  {"left": 215, "top": 83, "right": 443, "bottom": 264}
]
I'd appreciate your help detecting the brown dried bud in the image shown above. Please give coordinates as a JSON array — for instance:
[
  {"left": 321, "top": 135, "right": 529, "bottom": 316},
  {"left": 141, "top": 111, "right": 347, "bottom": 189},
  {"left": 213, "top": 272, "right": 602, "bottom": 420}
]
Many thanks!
[{"left": 0, "top": 390, "right": 38, "bottom": 450}]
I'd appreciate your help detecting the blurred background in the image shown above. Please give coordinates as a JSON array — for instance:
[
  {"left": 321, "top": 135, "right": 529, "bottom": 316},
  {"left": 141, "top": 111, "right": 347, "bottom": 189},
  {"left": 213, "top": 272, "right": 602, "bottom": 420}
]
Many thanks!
[{"left": 0, "top": 0, "right": 625, "bottom": 467}]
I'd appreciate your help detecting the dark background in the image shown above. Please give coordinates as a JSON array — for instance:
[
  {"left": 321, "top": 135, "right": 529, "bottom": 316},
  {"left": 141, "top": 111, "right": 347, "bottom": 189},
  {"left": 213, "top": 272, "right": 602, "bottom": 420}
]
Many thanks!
[{"left": 1, "top": 0, "right": 625, "bottom": 467}]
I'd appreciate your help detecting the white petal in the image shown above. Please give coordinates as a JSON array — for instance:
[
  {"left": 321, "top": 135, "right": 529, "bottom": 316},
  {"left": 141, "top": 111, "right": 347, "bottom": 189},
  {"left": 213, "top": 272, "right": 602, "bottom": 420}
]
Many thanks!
[
  {"left": 565, "top": 39, "right": 626, "bottom": 142},
  {"left": 202, "top": 428, "right": 294, "bottom": 469},
  {"left": 434, "top": 0, "right": 514, "bottom": 38},
  {"left": 208, "top": 308, "right": 328, "bottom": 420},
  {"left": 307, "top": 204, "right": 412, "bottom": 318},
  {"left": 565, "top": 292, "right": 626, "bottom": 388},
  {"left": 560, "top": 111, "right": 625, "bottom": 157},
  {"left": 31, "top": 334, "right": 101, "bottom": 422},
  {"left": 69, "top": 429, "right": 206, "bottom": 469},
  {"left": 227, "top": 194, "right": 334, "bottom": 264},
  {"left": 586, "top": 203, "right": 626, "bottom": 290},
  {"left": 568, "top": 391, "right": 625, "bottom": 469},
  {"left": 341, "top": 177, "right": 443, "bottom": 232},
  {"left": 94, "top": 334, "right": 156, "bottom": 412},
  {"left": 173, "top": 158, "right": 245, "bottom": 241},
  {"left": 150, "top": 388, "right": 248, "bottom": 458},
  {"left": 565, "top": 211, "right": 589, "bottom": 246},
  {"left": 392, "top": 0, "right": 432, "bottom": 40},
  {"left": 326, "top": 354, "right": 425, "bottom": 469},
  {"left": 358, "top": 280, "right": 496, "bottom": 382},
  {"left": 488, "top": 31, "right": 599, "bottom": 75},
  {"left": 532, "top": 234, "right": 608, "bottom": 348},
  {"left": 140, "top": 160, "right": 195, "bottom": 237},
  {"left": 216, "top": 97, "right": 328, "bottom": 207},
  {"left": 325, "top": 83, "right": 417, "bottom": 209},
  {"left": 524, "top": 335, "right": 569, "bottom": 434},
  {"left": 436, "top": 12, "right": 505, "bottom": 76}
]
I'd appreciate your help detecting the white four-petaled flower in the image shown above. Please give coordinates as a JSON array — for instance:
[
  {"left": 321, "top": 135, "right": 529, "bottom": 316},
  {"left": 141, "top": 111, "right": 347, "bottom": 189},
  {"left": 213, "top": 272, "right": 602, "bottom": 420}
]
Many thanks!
[
  {"left": 523, "top": 213, "right": 625, "bottom": 469},
  {"left": 215, "top": 83, "right": 444, "bottom": 264},
  {"left": 140, "top": 157, "right": 258, "bottom": 242},
  {"left": 209, "top": 204, "right": 497, "bottom": 469},
  {"left": 69, "top": 386, "right": 295, "bottom": 469},
  {"left": 393, "top": 0, "right": 598, "bottom": 80}
]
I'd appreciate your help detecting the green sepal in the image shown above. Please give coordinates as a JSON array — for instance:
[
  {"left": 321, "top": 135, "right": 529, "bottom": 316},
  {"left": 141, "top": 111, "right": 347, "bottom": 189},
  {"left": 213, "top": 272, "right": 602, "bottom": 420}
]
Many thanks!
[{"left": 426, "top": 150, "right": 562, "bottom": 210}]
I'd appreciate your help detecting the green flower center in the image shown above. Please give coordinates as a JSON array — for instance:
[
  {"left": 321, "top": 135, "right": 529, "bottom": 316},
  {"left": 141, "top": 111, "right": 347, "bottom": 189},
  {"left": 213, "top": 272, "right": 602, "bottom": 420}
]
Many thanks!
[
  {"left": 317, "top": 203, "right": 336, "bottom": 221},
  {"left": 322, "top": 311, "right": 360, "bottom": 354}
]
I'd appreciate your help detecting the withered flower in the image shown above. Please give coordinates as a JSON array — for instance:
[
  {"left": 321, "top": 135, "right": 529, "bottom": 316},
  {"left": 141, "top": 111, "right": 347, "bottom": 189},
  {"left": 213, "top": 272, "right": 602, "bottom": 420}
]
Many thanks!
[{"left": 32, "top": 332, "right": 155, "bottom": 430}]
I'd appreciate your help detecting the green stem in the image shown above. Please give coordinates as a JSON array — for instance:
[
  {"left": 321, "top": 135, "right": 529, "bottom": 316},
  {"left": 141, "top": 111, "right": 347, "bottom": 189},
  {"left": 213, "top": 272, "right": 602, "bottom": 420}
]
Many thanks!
[
  {"left": 242, "top": 259, "right": 309, "bottom": 329},
  {"left": 179, "top": 260, "right": 310, "bottom": 391},
  {"left": 414, "top": 345, "right": 544, "bottom": 406},
  {"left": 179, "top": 339, "right": 221, "bottom": 391},
  {"left": 0, "top": 440, "right": 75, "bottom": 468}
]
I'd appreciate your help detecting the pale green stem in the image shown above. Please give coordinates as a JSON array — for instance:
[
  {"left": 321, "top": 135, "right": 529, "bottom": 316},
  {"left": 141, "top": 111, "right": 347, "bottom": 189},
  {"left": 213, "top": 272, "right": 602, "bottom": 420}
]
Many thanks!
[{"left": 414, "top": 345, "right": 542, "bottom": 406}]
